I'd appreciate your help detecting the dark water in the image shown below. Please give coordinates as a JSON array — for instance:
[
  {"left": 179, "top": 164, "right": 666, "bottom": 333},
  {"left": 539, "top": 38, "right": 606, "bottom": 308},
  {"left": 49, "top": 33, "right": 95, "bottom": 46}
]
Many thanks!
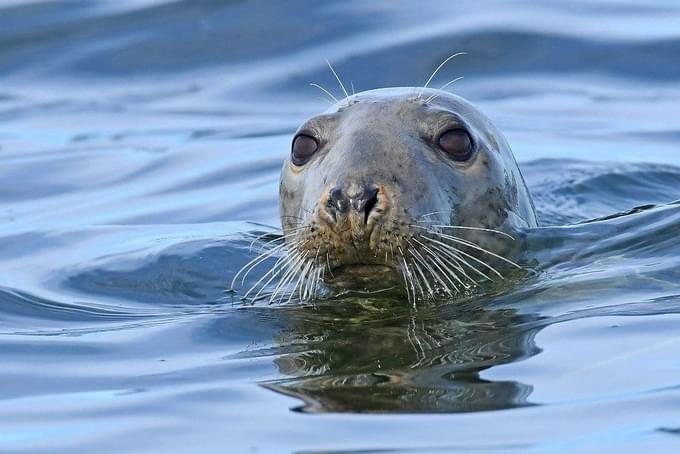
[{"left": 2, "top": 1, "right": 680, "bottom": 452}]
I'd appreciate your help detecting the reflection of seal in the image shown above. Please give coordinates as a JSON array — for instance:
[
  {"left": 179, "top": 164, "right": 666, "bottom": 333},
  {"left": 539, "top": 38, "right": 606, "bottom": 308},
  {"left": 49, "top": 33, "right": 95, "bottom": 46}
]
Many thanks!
[
  {"left": 276, "top": 87, "right": 537, "bottom": 302},
  {"left": 262, "top": 301, "right": 540, "bottom": 413}
]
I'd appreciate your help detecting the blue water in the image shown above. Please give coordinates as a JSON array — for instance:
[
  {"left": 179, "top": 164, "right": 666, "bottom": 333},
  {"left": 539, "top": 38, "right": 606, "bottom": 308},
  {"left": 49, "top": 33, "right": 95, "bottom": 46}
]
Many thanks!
[{"left": 2, "top": 1, "right": 680, "bottom": 452}]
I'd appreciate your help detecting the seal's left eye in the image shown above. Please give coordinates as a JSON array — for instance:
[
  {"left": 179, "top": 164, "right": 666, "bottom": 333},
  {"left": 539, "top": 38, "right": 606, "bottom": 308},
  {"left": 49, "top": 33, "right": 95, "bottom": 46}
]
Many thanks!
[
  {"left": 291, "top": 134, "right": 318, "bottom": 166},
  {"left": 438, "top": 129, "right": 473, "bottom": 161}
]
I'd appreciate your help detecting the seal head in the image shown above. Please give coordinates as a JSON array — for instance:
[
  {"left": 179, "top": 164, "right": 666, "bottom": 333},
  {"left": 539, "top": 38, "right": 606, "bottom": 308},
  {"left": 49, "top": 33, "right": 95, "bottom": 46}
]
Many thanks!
[{"left": 279, "top": 87, "right": 537, "bottom": 298}]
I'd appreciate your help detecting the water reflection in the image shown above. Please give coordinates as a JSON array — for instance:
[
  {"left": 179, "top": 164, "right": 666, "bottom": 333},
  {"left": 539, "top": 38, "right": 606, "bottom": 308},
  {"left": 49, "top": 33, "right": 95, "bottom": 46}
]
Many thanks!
[{"left": 259, "top": 297, "right": 543, "bottom": 413}]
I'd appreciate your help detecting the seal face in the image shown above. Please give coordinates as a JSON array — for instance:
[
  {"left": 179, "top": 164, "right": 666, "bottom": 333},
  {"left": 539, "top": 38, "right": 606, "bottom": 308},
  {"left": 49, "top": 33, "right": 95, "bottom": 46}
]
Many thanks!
[{"left": 279, "top": 87, "right": 537, "bottom": 300}]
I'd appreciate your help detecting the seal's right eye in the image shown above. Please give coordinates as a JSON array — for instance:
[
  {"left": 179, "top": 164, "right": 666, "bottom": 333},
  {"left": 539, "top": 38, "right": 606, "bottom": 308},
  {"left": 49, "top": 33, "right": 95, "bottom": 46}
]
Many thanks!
[
  {"left": 438, "top": 128, "right": 473, "bottom": 161},
  {"left": 291, "top": 134, "right": 319, "bottom": 166}
]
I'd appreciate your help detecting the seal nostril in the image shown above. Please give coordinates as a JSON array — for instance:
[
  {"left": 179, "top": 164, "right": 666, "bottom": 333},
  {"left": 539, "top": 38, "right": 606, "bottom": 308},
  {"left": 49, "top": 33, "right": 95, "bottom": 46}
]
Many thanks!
[
  {"left": 328, "top": 184, "right": 379, "bottom": 223},
  {"left": 329, "top": 186, "right": 349, "bottom": 213},
  {"left": 362, "top": 187, "right": 379, "bottom": 224}
]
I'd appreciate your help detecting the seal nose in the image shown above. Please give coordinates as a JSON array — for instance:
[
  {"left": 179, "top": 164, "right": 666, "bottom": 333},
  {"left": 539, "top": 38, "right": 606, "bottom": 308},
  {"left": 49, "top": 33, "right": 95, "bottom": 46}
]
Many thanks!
[{"left": 328, "top": 185, "right": 379, "bottom": 223}]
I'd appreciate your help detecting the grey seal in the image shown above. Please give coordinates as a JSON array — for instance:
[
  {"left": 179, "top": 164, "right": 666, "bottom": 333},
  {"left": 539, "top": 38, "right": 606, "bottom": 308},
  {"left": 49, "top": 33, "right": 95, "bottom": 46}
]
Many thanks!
[{"left": 242, "top": 87, "right": 538, "bottom": 303}]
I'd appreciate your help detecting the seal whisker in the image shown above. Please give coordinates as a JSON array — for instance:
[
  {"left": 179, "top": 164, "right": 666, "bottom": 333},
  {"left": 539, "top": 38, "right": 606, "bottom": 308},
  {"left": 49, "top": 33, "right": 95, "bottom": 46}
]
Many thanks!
[
  {"left": 307, "top": 265, "right": 322, "bottom": 300},
  {"left": 412, "top": 238, "right": 461, "bottom": 287},
  {"left": 411, "top": 238, "right": 462, "bottom": 292},
  {"left": 398, "top": 256, "right": 416, "bottom": 307},
  {"left": 239, "top": 237, "right": 310, "bottom": 288},
  {"left": 424, "top": 236, "right": 504, "bottom": 279},
  {"left": 254, "top": 231, "right": 298, "bottom": 250},
  {"left": 421, "top": 223, "right": 515, "bottom": 240},
  {"left": 288, "top": 257, "right": 309, "bottom": 304},
  {"left": 414, "top": 233, "right": 473, "bottom": 282},
  {"left": 247, "top": 230, "right": 282, "bottom": 250},
  {"left": 418, "top": 210, "right": 449, "bottom": 219},
  {"left": 231, "top": 241, "right": 288, "bottom": 290},
  {"left": 418, "top": 51, "right": 466, "bottom": 98},
  {"left": 325, "top": 59, "right": 350, "bottom": 102},
  {"left": 426, "top": 230, "right": 522, "bottom": 269},
  {"left": 292, "top": 258, "right": 315, "bottom": 303},
  {"left": 415, "top": 234, "right": 489, "bottom": 285},
  {"left": 399, "top": 247, "right": 422, "bottom": 306},
  {"left": 279, "top": 250, "right": 314, "bottom": 302},
  {"left": 244, "top": 254, "right": 289, "bottom": 300},
  {"left": 269, "top": 250, "right": 308, "bottom": 304},
  {"left": 314, "top": 265, "right": 323, "bottom": 298},
  {"left": 424, "top": 241, "right": 482, "bottom": 287},
  {"left": 271, "top": 252, "right": 308, "bottom": 304},
  {"left": 248, "top": 244, "right": 305, "bottom": 296},
  {"left": 309, "top": 83, "right": 339, "bottom": 103},
  {"left": 410, "top": 262, "right": 427, "bottom": 301},
  {"left": 249, "top": 250, "right": 304, "bottom": 303},
  {"left": 249, "top": 226, "right": 304, "bottom": 251},
  {"left": 424, "top": 76, "right": 464, "bottom": 104},
  {"left": 301, "top": 248, "right": 321, "bottom": 301},
  {"left": 407, "top": 248, "right": 436, "bottom": 298},
  {"left": 299, "top": 262, "right": 312, "bottom": 301},
  {"left": 428, "top": 242, "right": 483, "bottom": 284},
  {"left": 317, "top": 266, "right": 325, "bottom": 298},
  {"left": 302, "top": 247, "right": 322, "bottom": 300},
  {"left": 425, "top": 236, "right": 499, "bottom": 277},
  {"left": 325, "top": 252, "right": 334, "bottom": 279},
  {"left": 407, "top": 261, "right": 429, "bottom": 303},
  {"left": 269, "top": 259, "right": 306, "bottom": 304},
  {"left": 408, "top": 241, "right": 455, "bottom": 296}
]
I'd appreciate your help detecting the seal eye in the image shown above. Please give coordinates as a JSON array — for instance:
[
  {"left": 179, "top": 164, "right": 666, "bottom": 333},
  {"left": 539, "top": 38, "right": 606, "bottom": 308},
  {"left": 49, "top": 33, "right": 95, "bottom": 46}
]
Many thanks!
[
  {"left": 438, "top": 129, "right": 473, "bottom": 161},
  {"left": 291, "top": 134, "right": 319, "bottom": 166}
]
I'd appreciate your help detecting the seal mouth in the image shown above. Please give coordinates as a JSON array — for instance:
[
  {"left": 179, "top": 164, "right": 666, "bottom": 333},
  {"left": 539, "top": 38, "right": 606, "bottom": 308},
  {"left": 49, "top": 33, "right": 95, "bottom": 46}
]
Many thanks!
[
  {"left": 325, "top": 263, "right": 399, "bottom": 289},
  {"left": 332, "top": 263, "right": 392, "bottom": 274}
]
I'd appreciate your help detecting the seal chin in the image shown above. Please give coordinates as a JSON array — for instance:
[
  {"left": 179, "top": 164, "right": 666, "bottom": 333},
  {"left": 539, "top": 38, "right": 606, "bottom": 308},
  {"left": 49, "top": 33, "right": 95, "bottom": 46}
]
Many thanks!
[{"left": 325, "top": 264, "right": 401, "bottom": 289}]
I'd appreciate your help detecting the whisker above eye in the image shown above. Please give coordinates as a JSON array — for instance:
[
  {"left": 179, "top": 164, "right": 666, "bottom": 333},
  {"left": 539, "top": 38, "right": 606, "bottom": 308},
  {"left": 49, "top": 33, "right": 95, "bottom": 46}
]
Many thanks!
[
  {"left": 309, "top": 83, "right": 338, "bottom": 104},
  {"left": 418, "top": 51, "right": 467, "bottom": 99},
  {"left": 424, "top": 76, "right": 464, "bottom": 104},
  {"left": 325, "top": 59, "right": 350, "bottom": 103}
]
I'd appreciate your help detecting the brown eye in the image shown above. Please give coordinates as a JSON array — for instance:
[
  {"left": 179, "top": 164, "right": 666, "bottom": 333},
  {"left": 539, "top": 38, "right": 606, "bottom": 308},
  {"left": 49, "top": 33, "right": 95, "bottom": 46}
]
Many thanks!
[
  {"left": 438, "top": 129, "right": 473, "bottom": 161},
  {"left": 291, "top": 134, "right": 318, "bottom": 166}
]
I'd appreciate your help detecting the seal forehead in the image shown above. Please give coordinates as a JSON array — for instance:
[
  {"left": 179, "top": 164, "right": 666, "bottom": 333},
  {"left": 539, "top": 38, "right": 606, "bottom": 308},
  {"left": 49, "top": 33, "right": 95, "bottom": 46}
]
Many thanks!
[
  {"left": 320, "top": 87, "right": 484, "bottom": 130},
  {"left": 324, "top": 87, "right": 469, "bottom": 109}
]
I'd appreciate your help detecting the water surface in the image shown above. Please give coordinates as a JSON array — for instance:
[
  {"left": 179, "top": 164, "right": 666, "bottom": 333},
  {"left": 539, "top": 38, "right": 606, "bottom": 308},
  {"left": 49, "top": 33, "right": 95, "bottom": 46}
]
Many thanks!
[{"left": 2, "top": 1, "right": 680, "bottom": 452}]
